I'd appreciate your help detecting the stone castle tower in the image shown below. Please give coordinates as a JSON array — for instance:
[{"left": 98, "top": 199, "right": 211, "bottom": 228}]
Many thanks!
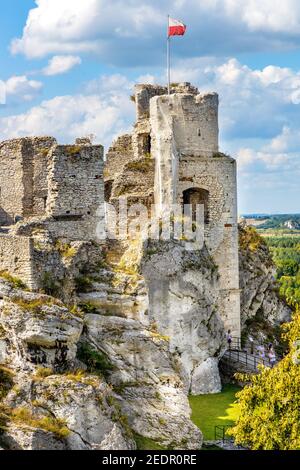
[
  {"left": 0, "top": 82, "right": 240, "bottom": 339},
  {"left": 131, "top": 83, "right": 241, "bottom": 338}
]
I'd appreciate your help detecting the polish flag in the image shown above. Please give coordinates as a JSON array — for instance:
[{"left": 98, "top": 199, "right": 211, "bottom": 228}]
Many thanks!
[{"left": 168, "top": 17, "right": 186, "bottom": 37}]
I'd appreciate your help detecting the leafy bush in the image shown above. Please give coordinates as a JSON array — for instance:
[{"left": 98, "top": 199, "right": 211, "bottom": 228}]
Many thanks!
[
  {"left": 41, "top": 272, "right": 62, "bottom": 297},
  {"left": 77, "top": 343, "right": 114, "bottom": 378},
  {"left": 239, "top": 226, "right": 266, "bottom": 252},
  {"left": 55, "top": 240, "right": 77, "bottom": 259},
  {"left": 75, "top": 275, "right": 94, "bottom": 293},
  {"left": 78, "top": 302, "right": 99, "bottom": 314},
  {"left": 229, "top": 311, "right": 300, "bottom": 449}
]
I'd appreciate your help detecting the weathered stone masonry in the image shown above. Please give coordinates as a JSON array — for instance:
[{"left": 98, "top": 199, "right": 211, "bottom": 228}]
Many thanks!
[
  {"left": 122, "top": 83, "right": 241, "bottom": 338},
  {"left": 0, "top": 137, "right": 104, "bottom": 288},
  {"left": 0, "top": 82, "right": 241, "bottom": 336}
]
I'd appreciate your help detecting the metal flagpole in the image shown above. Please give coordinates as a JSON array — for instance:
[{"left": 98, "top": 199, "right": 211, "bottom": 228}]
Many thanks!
[{"left": 167, "top": 15, "right": 170, "bottom": 94}]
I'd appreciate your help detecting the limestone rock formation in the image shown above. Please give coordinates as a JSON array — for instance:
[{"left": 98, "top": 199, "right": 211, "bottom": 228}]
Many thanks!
[
  {"left": 0, "top": 276, "right": 202, "bottom": 450},
  {"left": 142, "top": 240, "right": 225, "bottom": 394},
  {"left": 239, "top": 226, "right": 291, "bottom": 336},
  {"left": 0, "top": 83, "right": 292, "bottom": 450},
  {"left": 84, "top": 314, "right": 202, "bottom": 449}
]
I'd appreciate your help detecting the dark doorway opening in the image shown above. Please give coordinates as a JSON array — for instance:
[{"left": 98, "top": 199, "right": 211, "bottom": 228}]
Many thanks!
[{"left": 183, "top": 188, "right": 209, "bottom": 224}]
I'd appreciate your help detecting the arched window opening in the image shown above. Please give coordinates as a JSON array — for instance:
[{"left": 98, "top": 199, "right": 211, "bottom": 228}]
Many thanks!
[{"left": 182, "top": 188, "right": 209, "bottom": 224}]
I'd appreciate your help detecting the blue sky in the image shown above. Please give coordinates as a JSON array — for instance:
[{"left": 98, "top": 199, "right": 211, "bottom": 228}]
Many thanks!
[{"left": 1, "top": 0, "right": 300, "bottom": 214}]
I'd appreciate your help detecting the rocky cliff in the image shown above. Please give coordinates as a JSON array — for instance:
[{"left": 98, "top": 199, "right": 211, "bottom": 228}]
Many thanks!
[
  {"left": 239, "top": 226, "right": 291, "bottom": 341},
  {"left": 0, "top": 225, "right": 291, "bottom": 450},
  {"left": 0, "top": 275, "right": 202, "bottom": 450}
]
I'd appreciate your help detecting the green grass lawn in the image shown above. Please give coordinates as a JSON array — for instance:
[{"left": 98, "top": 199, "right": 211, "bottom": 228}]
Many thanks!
[{"left": 189, "top": 384, "right": 241, "bottom": 441}]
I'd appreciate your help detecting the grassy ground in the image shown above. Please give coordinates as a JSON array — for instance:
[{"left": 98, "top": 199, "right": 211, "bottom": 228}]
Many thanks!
[{"left": 189, "top": 384, "right": 241, "bottom": 441}]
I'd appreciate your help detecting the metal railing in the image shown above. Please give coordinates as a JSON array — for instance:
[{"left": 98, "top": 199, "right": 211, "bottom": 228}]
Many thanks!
[
  {"left": 214, "top": 425, "right": 232, "bottom": 442},
  {"left": 224, "top": 336, "right": 283, "bottom": 371}
]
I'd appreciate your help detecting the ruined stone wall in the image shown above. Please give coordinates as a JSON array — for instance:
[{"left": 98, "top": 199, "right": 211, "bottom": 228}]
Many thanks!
[
  {"left": 46, "top": 144, "right": 105, "bottom": 241},
  {"left": 150, "top": 92, "right": 219, "bottom": 161},
  {"left": 31, "top": 138, "right": 57, "bottom": 216},
  {"left": 21, "top": 137, "right": 57, "bottom": 218},
  {"left": 149, "top": 91, "right": 219, "bottom": 212},
  {"left": 178, "top": 155, "right": 240, "bottom": 337},
  {"left": 148, "top": 88, "right": 240, "bottom": 337},
  {"left": 0, "top": 137, "right": 56, "bottom": 225},
  {"left": 105, "top": 134, "right": 134, "bottom": 201},
  {"left": 0, "top": 234, "right": 36, "bottom": 288},
  {"left": 0, "top": 140, "right": 24, "bottom": 225},
  {"left": 134, "top": 83, "right": 199, "bottom": 121}
]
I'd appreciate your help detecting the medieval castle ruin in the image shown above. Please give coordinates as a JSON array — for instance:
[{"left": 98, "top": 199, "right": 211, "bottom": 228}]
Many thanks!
[{"left": 0, "top": 82, "right": 241, "bottom": 338}]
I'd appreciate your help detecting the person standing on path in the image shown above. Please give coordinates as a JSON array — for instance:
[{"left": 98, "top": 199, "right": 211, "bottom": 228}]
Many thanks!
[
  {"left": 249, "top": 335, "right": 254, "bottom": 354},
  {"left": 226, "top": 329, "right": 232, "bottom": 350},
  {"left": 257, "top": 344, "right": 265, "bottom": 363},
  {"left": 268, "top": 346, "right": 276, "bottom": 368}
]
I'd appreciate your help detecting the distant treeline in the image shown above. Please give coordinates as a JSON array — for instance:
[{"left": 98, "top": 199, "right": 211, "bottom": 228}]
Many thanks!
[
  {"left": 242, "top": 213, "right": 300, "bottom": 230},
  {"left": 266, "top": 236, "right": 300, "bottom": 307}
]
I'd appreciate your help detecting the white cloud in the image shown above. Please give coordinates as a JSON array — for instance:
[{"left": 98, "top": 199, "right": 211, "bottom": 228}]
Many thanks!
[
  {"left": 0, "top": 74, "right": 135, "bottom": 147},
  {"left": 1, "top": 59, "right": 300, "bottom": 212},
  {"left": 43, "top": 55, "right": 82, "bottom": 76},
  {"left": 169, "top": 57, "right": 300, "bottom": 146},
  {"left": 4, "top": 75, "right": 42, "bottom": 102},
  {"left": 236, "top": 146, "right": 290, "bottom": 170},
  {"left": 11, "top": 1, "right": 300, "bottom": 64},
  {"left": 223, "top": 0, "right": 300, "bottom": 33},
  {"left": 11, "top": 0, "right": 164, "bottom": 61}
]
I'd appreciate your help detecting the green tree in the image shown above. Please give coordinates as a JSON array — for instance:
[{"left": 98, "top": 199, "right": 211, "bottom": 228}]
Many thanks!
[{"left": 229, "top": 311, "right": 300, "bottom": 450}]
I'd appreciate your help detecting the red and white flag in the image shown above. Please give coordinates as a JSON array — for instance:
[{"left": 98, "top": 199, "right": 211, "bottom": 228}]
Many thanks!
[{"left": 168, "top": 17, "right": 186, "bottom": 37}]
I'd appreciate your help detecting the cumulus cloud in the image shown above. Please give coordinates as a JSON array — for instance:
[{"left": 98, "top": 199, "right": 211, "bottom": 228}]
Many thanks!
[
  {"left": 169, "top": 57, "right": 300, "bottom": 144},
  {"left": 0, "top": 74, "right": 134, "bottom": 147},
  {"left": 3, "top": 75, "right": 42, "bottom": 103},
  {"left": 1, "top": 57, "right": 300, "bottom": 212},
  {"left": 10, "top": 0, "right": 300, "bottom": 65},
  {"left": 43, "top": 55, "right": 82, "bottom": 76}
]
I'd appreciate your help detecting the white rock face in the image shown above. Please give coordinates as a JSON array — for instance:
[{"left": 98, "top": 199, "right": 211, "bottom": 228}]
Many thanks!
[
  {"left": 0, "top": 286, "right": 83, "bottom": 370},
  {"left": 33, "top": 376, "right": 135, "bottom": 450},
  {"left": 0, "top": 339, "right": 7, "bottom": 364},
  {"left": 190, "top": 358, "right": 221, "bottom": 395},
  {"left": 239, "top": 227, "right": 291, "bottom": 327},
  {"left": 142, "top": 241, "right": 226, "bottom": 395},
  {"left": 84, "top": 314, "right": 203, "bottom": 449},
  {"left": 0, "top": 278, "right": 200, "bottom": 450},
  {"left": 3, "top": 424, "right": 67, "bottom": 450}
]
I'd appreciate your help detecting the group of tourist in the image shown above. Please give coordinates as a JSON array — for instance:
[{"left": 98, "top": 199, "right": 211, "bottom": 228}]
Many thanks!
[
  {"left": 255, "top": 341, "right": 276, "bottom": 367},
  {"left": 226, "top": 330, "right": 277, "bottom": 367}
]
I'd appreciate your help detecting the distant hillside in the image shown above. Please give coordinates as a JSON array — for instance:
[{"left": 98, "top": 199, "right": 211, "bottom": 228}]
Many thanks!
[{"left": 241, "top": 214, "right": 300, "bottom": 231}]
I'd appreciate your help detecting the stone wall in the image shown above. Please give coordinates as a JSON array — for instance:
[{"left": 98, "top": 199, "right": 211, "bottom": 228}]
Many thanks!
[
  {"left": 30, "top": 137, "right": 56, "bottom": 216},
  {"left": 0, "top": 139, "right": 24, "bottom": 225},
  {"left": 0, "top": 137, "right": 56, "bottom": 226},
  {"left": 179, "top": 155, "right": 240, "bottom": 337},
  {"left": 104, "top": 134, "right": 134, "bottom": 201},
  {"left": 46, "top": 144, "right": 104, "bottom": 241},
  {"left": 0, "top": 234, "right": 35, "bottom": 288},
  {"left": 148, "top": 88, "right": 240, "bottom": 337},
  {"left": 134, "top": 82, "right": 199, "bottom": 121}
]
